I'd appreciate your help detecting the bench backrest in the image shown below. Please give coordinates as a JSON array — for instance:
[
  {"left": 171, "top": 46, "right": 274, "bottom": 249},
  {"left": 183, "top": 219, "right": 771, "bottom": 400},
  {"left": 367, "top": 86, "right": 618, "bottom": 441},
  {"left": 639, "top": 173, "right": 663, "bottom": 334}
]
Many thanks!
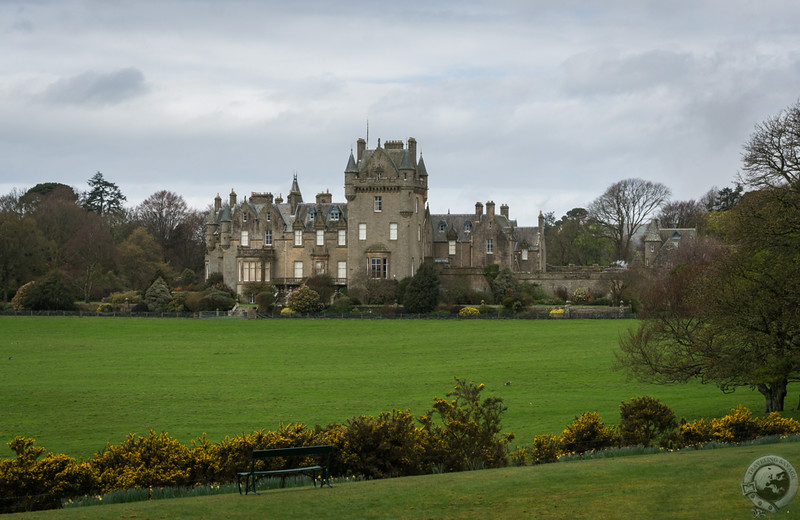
[{"left": 251, "top": 445, "right": 333, "bottom": 459}]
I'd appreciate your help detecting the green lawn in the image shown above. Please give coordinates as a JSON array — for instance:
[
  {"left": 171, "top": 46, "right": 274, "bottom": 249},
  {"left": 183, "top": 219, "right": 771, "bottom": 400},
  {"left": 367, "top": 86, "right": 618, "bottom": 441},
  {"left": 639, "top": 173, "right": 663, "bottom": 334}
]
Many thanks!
[
  {"left": 0, "top": 316, "right": 780, "bottom": 459},
  {"left": 8, "top": 440, "right": 800, "bottom": 519}
]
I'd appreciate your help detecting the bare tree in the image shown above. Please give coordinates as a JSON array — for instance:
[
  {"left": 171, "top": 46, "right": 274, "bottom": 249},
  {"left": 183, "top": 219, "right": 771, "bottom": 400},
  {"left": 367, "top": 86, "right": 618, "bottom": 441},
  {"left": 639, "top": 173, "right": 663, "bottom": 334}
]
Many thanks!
[
  {"left": 741, "top": 99, "right": 800, "bottom": 190},
  {"left": 589, "top": 178, "right": 671, "bottom": 262},
  {"left": 656, "top": 199, "right": 706, "bottom": 229},
  {"left": 135, "top": 190, "right": 188, "bottom": 261}
]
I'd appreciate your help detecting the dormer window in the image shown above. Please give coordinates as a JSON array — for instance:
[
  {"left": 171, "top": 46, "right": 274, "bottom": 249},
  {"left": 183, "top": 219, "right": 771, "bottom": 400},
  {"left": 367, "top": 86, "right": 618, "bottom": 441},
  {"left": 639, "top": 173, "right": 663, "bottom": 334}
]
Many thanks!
[
  {"left": 243, "top": 212, "right": 248, "bottom": 222},
  {"left": 330, "top": 208, "right": 340, "bottom": 221},
  {"left": 438, "top": 220, "right": 447, "bottom": 232},
  {"left": 464, "top": 221, "right": 472, "bottom": 233},
  {"left": 308, "top": 209, "right": 316, "bottom": 221}
]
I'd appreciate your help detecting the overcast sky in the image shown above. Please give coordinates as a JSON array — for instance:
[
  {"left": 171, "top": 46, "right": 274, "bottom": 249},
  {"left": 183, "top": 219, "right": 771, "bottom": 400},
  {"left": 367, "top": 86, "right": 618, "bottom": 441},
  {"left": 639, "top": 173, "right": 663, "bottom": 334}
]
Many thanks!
[{"left": 2, "top": 0, "right": 799, "bottom": 223}]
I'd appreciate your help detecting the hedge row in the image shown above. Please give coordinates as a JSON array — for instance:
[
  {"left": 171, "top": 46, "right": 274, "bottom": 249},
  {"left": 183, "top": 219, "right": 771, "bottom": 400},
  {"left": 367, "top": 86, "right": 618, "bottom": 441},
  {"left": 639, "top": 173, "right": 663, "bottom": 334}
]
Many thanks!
[
  {"left": 0, "top": 379, "right": 513, "bottom": 514},
  {"left": 531, "top": 400, "right": 800, "bottom": 464}
]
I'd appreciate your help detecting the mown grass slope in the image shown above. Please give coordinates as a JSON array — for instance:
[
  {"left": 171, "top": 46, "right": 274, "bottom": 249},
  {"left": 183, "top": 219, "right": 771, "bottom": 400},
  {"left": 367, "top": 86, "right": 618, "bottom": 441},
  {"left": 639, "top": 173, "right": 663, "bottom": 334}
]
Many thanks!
[{"left": 0, "top": 316, "right": 776, "bottom": 459}]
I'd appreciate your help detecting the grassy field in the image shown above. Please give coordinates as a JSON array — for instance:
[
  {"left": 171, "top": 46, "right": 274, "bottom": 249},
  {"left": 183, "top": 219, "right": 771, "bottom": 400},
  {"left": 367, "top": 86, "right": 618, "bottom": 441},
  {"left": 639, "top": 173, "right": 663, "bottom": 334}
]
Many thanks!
[
  {"left": 7, "top": 439, "right": 800, "bottom": 519},
  {"left": 0, "top": 316, "right": 784, "bottom": 459}
]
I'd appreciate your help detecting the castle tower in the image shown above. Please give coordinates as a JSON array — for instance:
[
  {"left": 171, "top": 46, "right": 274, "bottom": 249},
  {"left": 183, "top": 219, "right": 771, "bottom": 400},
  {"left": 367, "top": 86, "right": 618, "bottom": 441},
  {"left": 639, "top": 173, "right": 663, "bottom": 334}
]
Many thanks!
[{"left": 344, "top": 137, "right": 428, "bottom": 282}]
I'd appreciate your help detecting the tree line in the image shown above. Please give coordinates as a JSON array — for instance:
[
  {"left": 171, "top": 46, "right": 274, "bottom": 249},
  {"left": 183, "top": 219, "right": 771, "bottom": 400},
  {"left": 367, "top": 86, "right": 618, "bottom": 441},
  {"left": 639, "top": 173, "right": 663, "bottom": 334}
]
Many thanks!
[{"left": 0, "top": 173, "right": 206, "bottom": 304}]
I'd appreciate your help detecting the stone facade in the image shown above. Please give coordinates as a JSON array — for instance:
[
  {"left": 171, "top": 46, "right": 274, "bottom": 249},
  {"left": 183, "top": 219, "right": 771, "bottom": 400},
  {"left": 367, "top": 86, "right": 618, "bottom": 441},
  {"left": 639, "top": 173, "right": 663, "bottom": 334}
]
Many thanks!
[
  {"left": 640, "top": 219, "right": 697, "bottom": 268},
  {"left": 204, "top": 137, "right": 546, "bottom": 296}
]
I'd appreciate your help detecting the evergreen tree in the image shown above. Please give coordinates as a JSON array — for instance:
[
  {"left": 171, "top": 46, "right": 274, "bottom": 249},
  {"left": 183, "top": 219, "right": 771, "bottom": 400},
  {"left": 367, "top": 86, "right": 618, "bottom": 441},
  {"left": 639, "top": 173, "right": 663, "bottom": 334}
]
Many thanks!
[
  {"left": 403, "top": 262, "right": 439, "bottom": 314},
  {"left": 144, "top": 277, "right": 172, "bottom": 313},
  {"left": 82, "top": 171, "right": 126, "bottom": 216}
]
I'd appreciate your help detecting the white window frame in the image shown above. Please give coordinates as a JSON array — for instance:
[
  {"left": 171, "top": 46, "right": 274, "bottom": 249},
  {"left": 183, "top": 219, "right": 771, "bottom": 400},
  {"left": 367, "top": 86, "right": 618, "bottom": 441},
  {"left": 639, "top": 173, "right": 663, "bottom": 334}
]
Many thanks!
[
  {"left": 359, "top": 223, "right": 366, "bottom": 241},
  {"left": 294, "top": 229, "right": 303, "bottom": 246},
  {"left": 374, "top": 196, "right": 382, "bottom": 212},
  {"left": 487, "top": 239, "right": 494, "bottom": 254},
  {"left": 521, "top": 249, "right": 528, "bottom": 261},
  {"left": 315, "top": 260, "right": 324, "bottom": 275},
  {"left": 316, "top": 229, "right": 324, "bottom": 246},
  {"left": 337, "top": 261, "right": 347, "bottom": 280},
  {"left": 390, "top": 222, "right": 398, "bottom": 241},
  {"left": 338, "top": 229, "right": 346, "bottom": 246},
  {"left": 294, "top": 261, "right": 303, "bottom": 278},
  {"left": 241, "top": 230, "right": 249, "bottom": 247},
  {"left": 449, "top": 240, "right": 456, "bottom": 255},
  {"left": 265, "top": 229, "right": 272, "bottom": 246}
]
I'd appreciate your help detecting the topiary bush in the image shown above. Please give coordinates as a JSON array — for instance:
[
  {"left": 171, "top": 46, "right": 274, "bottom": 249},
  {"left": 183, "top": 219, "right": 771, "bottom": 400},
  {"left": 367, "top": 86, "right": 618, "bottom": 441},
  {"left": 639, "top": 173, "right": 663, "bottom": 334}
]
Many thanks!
[{"left": 618, "top": 396, "right": 677, "bottom": 447}]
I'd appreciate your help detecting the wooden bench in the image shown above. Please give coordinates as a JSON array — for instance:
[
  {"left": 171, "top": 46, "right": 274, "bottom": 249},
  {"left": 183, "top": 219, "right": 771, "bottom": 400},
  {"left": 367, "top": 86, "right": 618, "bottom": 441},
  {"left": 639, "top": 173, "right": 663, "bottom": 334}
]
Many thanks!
[{"left": 237, "top": 445, "right": 333, "bottom": 495}]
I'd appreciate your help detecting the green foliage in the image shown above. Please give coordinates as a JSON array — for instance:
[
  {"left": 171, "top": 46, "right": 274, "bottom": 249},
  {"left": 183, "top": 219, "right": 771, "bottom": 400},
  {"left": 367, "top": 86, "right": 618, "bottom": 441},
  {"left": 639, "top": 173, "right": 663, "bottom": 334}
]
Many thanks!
[
  {"left": 255, "top": 288, "right": 276, "bottom": 313},
  {"left": 288, "top": 285, "right": 323, "bottom": 313},
  {"left": 185, "top": 290, "right": 236, "bottom": 312},
  {"left": 178, "top": 268, "right": 197, "bottom": 287},
  {"left": 560, "top": 411, "right": 620, "bottom": 456},
  {"left": 403, "top": 262, "right": 439, "bottom": 314},
  {"left": 12, "top": 270, "right": 77, "bottom": 311},
  {"left": 305, "top": 275, "right": 335, "bottom": 305},
  {"left": 618, "top": 396, "right": 677, "bottom": 447},
  {"left": 144, "top": 277, "right": 172, "bottom": 313},
  {"left": 328, "top": 295, "right": 354, "bottom": 314},
  {"left": 491, "top": 267, "right": 519, "bottom": 303},
  {"left": 204, "top": 272, "right": 225, "bottom": 287},
  {"left": 108, "top": 291, "right": 141, "bottom": 306},
  {"left": 419, "top": 378, "right": 514, "bottom": 472},
  {"left": 482, "top": 264, "right": 500, "bottom": 283},
  {"left": 81, "top": 171, "right": 126, "bottom": 216}
]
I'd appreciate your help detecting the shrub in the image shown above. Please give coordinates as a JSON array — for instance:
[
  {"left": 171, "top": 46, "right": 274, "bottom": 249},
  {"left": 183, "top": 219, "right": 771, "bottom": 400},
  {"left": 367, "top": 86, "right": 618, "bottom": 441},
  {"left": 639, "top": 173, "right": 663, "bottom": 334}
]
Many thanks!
[
  {"left": 758, "top": 413, "right": 800, "bottom": 436},
  {"left": 532, "top": 434, "right": 563, "bottom": 464},
  {"left": 10, "top": 281, "right": 36, "bottom": 310},
  {"left": 305, "top": 275, "right": 335, "bottom": 306},
  {"left": 328, "top": 410, "right": 430, "bottom": 479},
  {"left": 144, "top": 277, "right": 172, "bottom": 313},
  {"left": 0, "top": 437, "right": 95, "bottom": 514},
  {"left": 573, "top": 288, "right": 588, "bottom": 304},
  {"left": 678, "top": 418, "right": 713, "bottom": 447},
  {"left": 328, "top": 295, "right": 354, "bottom": 314},
  {"left": 491, "top": 267, "right": 519, "bottom": 303},
  {"left": 709, "top": 405, "right": 760, "bottom": 444},
  {"left": 419, "top": 378, "right": 514, "bottom": 472},
  {"left": 403, "top": 263, "right": 440, "bottom": 314},
  {"left": 185, "top": 290, "right": 236, "bottom": 312},
  {"left": 288, "top": 285, "right": 322, "bottom": 313},
  {"left": 91, "top": 430, "right": 194, "bottom": 494},
  {"left": 458, "top": 306, "right": 480, "bottom": 317},
  {"left": 618, "top": 396, "right": 677, "bottom": 447},
  {"left": 256, "top": 290, "right": 276, "bottom": 313},
  {"left": 109, "top": 291, "right": 141, "bottom": 306},
  {"left": 12, "top": 271, "right": 76, "bottom": 311},
  {"left": 561, "top": 411, "right": 620, "bottom": 456}
]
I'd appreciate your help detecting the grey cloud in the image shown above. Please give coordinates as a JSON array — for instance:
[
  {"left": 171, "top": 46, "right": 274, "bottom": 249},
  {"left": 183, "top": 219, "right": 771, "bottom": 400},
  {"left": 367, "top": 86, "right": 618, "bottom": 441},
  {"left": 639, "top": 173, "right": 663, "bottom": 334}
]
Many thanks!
[
  {"left": 560, "top": 49, "right": 696, "bottom": 97},
  {"left": 42, "top": 67, "right": 148, "bottom": 106}
]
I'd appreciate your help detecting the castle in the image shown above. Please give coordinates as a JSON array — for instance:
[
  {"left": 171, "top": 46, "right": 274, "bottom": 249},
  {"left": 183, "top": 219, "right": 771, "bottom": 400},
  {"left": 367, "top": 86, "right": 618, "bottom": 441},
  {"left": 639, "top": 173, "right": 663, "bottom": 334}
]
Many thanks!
[{"left": 204, "top": 137, "right": 546, "bottom": 297}]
